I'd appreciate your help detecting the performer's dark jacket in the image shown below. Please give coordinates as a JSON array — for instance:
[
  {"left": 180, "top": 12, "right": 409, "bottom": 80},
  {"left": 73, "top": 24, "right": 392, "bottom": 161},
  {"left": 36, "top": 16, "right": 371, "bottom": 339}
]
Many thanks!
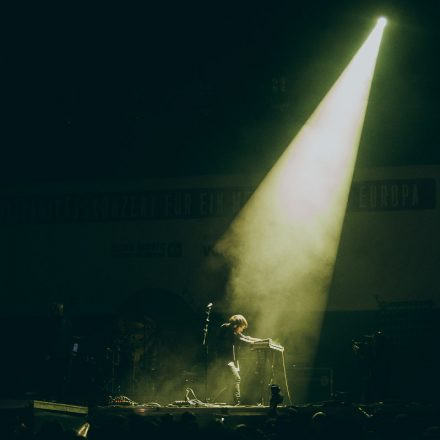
[{"left": 215, "top": 323, "right": 247, "bottom": 363}]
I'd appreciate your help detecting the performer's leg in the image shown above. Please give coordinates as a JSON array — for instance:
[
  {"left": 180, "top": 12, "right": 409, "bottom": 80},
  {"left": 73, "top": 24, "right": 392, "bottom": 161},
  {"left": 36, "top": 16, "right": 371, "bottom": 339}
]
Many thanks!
[{"left": 227, "top": 362, "right": 241, "bottom": 405}]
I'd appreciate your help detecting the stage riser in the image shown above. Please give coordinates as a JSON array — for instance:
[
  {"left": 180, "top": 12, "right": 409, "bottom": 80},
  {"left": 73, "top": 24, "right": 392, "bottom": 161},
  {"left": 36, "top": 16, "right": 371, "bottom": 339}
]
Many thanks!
[{"left": 0, "top": 408, "right": 86, "bottom": 434}]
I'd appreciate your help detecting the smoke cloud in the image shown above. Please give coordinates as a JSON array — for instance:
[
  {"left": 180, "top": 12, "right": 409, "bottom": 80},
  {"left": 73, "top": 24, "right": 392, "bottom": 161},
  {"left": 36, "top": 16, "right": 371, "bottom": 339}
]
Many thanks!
[{"left": 210, "top": 21, "right": 386, "bottom": 401}]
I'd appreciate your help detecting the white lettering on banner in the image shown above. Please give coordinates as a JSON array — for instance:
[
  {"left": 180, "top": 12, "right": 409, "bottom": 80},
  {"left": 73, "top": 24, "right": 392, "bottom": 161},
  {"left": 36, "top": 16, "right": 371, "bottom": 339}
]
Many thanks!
[
  {"left": 199, "top": 191, "right": 225, "bottom": 216},
  {"left": 139, "top": 194, "right": 156, "bottom": 218},
  {"left": 164, "top": 194, "right": 173, "bottom": 217},
  {"left": 232, "top": 190, "right": 253, "bottom": 213},
  {"left": 351, "top": 179, "right": 433, "bottom": 211},
  {"left": 112, "top": 242, "right": 182, "bottom": 258},
  {"left": 0, "top": 179, "right": 435, "bottom": 223},
  {"left": 381, "top": 185, "right": 388, "bottom": 208},
  {"left": 199, "top": 192, "right": 211, "bottom": 216},
  {"left": 202, "top": 244, "right": 222, "bottom": 257},
  {"left": 412, "top": 185, "right": 420, "bottom": 206}
]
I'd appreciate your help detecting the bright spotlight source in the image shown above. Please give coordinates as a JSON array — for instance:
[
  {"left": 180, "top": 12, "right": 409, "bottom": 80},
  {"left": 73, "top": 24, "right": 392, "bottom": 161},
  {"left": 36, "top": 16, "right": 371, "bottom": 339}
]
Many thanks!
[{"left": 377, "top": 17, "right": 387, "bottom": 27}]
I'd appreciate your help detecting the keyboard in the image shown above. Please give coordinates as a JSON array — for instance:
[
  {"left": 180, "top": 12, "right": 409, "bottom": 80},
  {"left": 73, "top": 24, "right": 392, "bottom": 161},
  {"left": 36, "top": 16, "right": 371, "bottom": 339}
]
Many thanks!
[{"left": 250, "top": 338, "right": 284, "bottom": 352}]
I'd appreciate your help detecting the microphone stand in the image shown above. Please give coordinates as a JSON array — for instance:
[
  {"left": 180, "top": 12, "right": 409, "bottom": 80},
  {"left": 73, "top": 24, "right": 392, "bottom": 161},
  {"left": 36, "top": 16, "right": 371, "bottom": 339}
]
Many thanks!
[{"left": 202, "top": 303, "right": 212, "bottom": 402}]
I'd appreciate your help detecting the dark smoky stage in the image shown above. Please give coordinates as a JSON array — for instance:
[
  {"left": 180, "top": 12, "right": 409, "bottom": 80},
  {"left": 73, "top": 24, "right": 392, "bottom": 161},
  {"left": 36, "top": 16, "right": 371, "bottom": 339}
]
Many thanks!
[
  {"left": 1, "top": 304, "right": 440, "bottom": 438},
  {"left": 1, "top": 302, "right": 440, "bottom": 408},
  {"left": 1, "top": 293, "right": 439, "bottom": 440}
]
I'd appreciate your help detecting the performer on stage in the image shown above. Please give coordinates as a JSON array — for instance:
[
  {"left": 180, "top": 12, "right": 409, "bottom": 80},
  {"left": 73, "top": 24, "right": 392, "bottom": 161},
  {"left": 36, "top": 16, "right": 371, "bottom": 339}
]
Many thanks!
[{"left": 215, "top": 314, "right": 260, "bottom": 405}]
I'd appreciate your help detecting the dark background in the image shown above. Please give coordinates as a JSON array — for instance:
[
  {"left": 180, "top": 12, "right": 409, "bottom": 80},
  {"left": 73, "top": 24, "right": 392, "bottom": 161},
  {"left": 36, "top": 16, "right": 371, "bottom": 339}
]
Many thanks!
[
  {"left": 2, "top": 0, "right": 439, "bottom": 182},
  {"left": 1, "top": 1, "right": 439, "bottom": 405}
]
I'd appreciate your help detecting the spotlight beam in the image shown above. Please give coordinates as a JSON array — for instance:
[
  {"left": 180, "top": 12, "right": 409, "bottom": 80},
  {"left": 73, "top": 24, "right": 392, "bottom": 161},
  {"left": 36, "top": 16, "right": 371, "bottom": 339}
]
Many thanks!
[{"left": 213, "top": 20, "right": 386, "bottom": 402}]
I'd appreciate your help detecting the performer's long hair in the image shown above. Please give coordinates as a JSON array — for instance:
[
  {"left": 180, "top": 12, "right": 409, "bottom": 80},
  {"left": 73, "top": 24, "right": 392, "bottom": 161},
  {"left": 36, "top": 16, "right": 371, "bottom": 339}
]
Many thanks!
[{"left": 228, "top": 314, "right": 248, "bottom": 330}]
